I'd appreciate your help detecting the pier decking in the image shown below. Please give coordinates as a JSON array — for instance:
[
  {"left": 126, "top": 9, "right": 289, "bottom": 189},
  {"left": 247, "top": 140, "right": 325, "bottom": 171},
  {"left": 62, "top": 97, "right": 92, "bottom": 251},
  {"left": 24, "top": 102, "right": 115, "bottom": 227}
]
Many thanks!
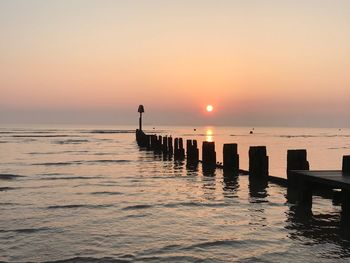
[{"left": 289, "top": 170, "right": 350, "bottom": 190}]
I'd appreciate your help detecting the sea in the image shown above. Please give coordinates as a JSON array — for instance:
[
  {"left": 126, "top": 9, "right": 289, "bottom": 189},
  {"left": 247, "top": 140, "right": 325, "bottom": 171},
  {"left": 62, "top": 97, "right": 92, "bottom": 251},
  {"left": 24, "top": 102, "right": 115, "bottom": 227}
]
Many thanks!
[{"left": 1, "top": 125, "right": 350, "bottom": 262}]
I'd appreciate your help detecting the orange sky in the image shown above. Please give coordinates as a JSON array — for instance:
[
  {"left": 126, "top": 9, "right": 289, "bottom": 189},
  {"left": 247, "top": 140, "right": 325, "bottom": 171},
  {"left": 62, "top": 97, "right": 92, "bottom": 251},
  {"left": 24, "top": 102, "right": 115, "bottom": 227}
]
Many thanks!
[{"left": 1, "top": 0, "right": 350, "bottom": 126}]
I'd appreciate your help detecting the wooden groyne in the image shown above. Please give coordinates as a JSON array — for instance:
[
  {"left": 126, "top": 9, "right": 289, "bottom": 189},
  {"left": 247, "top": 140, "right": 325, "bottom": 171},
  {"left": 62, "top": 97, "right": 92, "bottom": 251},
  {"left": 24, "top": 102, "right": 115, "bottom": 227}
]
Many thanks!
[{"left": 135, "top": 105, "right": 350, "bottom": 217}]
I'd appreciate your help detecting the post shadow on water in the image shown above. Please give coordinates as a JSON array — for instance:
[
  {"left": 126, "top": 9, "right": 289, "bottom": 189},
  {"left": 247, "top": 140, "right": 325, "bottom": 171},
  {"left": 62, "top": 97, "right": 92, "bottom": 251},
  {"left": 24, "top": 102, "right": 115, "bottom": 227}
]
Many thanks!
[
  {"left": 286, "top": 204, "right": 350, "bottom": 255},
  {"left": 202, "top": 164, "right": 216, "bottom": 177},
  {"left": 248, "top": 177, "right": 268, "bottom": 200},
  {"left": 222, "top": 169, "right": 239, "bottom": 194}
]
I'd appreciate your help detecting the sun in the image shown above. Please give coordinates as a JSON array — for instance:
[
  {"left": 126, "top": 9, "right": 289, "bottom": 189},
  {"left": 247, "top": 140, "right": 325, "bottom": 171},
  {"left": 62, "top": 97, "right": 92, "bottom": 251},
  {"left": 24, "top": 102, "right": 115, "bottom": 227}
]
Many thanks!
[{"left": 206, "top": 105, "right": 214, "bottom": 112}]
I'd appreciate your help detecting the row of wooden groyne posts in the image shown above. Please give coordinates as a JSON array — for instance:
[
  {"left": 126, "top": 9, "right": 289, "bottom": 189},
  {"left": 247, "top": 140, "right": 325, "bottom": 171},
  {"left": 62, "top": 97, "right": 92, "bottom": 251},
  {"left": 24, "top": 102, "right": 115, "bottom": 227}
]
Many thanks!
[
  {"left": 137, "top": 129, "right": 304, "bottom": 181},
  {"left": 136, "top": 128, "right": 350, "bottom": 217}
]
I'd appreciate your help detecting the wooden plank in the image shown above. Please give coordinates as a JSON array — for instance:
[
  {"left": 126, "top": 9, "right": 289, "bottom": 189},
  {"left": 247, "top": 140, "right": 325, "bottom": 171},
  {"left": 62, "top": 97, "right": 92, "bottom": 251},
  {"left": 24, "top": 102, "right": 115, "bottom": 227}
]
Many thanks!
[{"left": 290, "top": 170, "right": 350, "bottom": 190}]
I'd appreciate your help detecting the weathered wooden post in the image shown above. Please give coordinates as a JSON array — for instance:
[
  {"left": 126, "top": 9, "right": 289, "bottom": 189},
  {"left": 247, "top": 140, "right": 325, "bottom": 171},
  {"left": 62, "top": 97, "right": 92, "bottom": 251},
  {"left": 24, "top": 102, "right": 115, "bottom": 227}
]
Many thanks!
[
  {"left": 223, "top": 143, "right": 239, "bottom": 173},
  {"left": 343, "top": 156, "right": 350, "bottom": 174},
  {"left": 162, "top": 136, "right": 168, "bottom": 153},
  {"left": 150, "top": 135, "right": 156, "bottom": 150},
  {"left": 178, "top": 138, "right": 185, "bottom": 159},
  {"left": 174, "top": 138, "right": 179, "bottom": 157},
  {"left": 146, "top": 135, "right": 151, "bottom": 149},
  {"left": 248, "top": 146, "right": 268, "bottom": 178},
  {"left": 174, "top": 138, "right": 184, "bottom": 159},
  {"left": 287, "top": 149, "right": 310, "bottom": 188},
  {"left": 167, "top": 136, "right": 173, "bottom": 155},
  {"left": 342, "top": 156, "right": 350, "bottom": 220},
  {"left": 157, "top": 135, "right": 162, "bottom": 152},
  {"left": 192, "top": 140, "right": 199, "bottom": 163},
  {"left": 202, "top": 141, "right": 216, "bottom": 167},
  {"left": 186, "top": 139, "right": 199, "bottom": 164}
]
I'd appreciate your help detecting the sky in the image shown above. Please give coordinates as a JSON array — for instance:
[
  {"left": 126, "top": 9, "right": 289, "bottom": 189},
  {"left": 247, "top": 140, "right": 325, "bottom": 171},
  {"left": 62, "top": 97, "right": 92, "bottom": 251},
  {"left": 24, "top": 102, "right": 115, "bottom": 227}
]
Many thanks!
[{"left": 1, "top": 0, "right": 350, "bottom": 127}]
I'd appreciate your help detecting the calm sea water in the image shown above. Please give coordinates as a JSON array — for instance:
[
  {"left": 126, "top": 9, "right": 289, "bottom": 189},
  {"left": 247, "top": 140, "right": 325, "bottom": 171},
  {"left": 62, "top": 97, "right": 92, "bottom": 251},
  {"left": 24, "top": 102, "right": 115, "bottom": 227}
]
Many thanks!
[{"left": 1, "top": 125, "right": 350, "bottom": 262}]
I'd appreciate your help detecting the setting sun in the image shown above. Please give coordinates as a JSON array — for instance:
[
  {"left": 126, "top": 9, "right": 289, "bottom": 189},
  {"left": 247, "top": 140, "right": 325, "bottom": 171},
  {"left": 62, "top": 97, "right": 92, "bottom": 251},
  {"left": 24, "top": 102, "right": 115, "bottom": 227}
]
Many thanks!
[{"left": 206, "top": 105, "right": 214, "bottom": 112}]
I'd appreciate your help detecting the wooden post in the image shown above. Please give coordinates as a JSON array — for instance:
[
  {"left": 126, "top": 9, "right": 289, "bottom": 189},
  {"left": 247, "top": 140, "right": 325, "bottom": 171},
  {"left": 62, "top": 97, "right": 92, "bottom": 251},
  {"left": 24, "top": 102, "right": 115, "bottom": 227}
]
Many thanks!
[
  {"left": 186, "top": 139, "right": 192, "bottom": 156},
  {"left": 341, "top": 156, "right": 350, "bottom": 219},
  {"left": 168, "top": 137, "right": 173, "bottom": 155},
  {"left": 186, "top": 139, "right": 199, "bottom": 164},
  {"left": 150, "top": 135, "right": 156, "bottom": 150},
  {"left": 249, "top": 146, "right": 268, "bottom": 178},
  {"left": 146, "top": 135, "right": 151, "bottom": 149},
  {"left": 223, "top": 143, "right": 239, "bottom": 173},
  {"left": 287, "top": 149, "right": 309, "bottom": 187},
  {"left": 343, "top": 155, "right": 350, "bottom": 174},
  {"left": 162, "top": 136, "right": 168, "bottom": 153},
  {"left": 192, "top": 140, "right": 199, "bottom": 163},
  {"left": 157, "top": 135, "right": 162, "bottom": 152},
  {"left": 174, "top": 138, "right": 184, "bottom": 159},
  {"left": 202, "top": 141, "right": 216, "bottom": 167},
  {"left": 178, "top": 138, "right": 185, "bottom": 159}
]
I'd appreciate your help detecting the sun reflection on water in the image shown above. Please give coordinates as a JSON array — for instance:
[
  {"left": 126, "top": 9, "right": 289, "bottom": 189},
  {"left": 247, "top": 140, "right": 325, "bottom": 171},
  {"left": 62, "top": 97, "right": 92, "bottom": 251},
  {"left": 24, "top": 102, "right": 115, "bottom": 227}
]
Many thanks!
[{"left": 206, "top": 128, "right": 213, "bottom": 142}]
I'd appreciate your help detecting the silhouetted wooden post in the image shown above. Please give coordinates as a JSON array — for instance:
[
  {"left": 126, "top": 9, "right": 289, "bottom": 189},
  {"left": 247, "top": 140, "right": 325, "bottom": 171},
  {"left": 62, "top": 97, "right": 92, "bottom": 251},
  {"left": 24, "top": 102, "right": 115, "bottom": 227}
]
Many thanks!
[
  {"left": 186, "top": 139, "right": 199, "bottom": 164},
  {"left": 192, "top": 140, "right": 199, "bottom": 163},
  {"left": 157, "top": 135, "right": 162, "bottom": 152},
  {"left": 150, "top": 135, "right": 156, "bottom": 150},
  {"left": 343, "top": 156, "right": 350, "bottom": 174},
  {"left": 174, "top": 138, "right": 178, "bottom": 157},
  {"left": 202, "top": 141, "right": 216, "bottom": 167},
  {"left": 287, "top": 149, "right": 310, "bottom": 187},
  {"left": 249, "top": 146, "right": 268, "bottom": 178},
  {"left": 174, "top": 138, "right": 184, "bottom": 159},
  {"left": 178, "top": 138, "right": 185, "bottom": 159},
  {"left": 223, "top": 143, "right": 239, "bottom": 173},
  {"left": 342, "top": 156, "right": 350, "bottom": 219},
  {"left": 168, "top": 136, "right": 173, "bottom": 155},
  {"left": 186, "top": 139, "right": 192, "bottom": 156},
  {"left": 162, "top": 136, "right": 168, "bottom": 153}
]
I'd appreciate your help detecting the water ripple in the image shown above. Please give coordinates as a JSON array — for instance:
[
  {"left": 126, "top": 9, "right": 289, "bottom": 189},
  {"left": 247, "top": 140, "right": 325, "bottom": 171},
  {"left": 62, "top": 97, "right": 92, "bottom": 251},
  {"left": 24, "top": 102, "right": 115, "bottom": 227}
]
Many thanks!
[
  {"left": 47, "top": 204, "right": 114, "bottom": 210},
  {"left": 0, "top": 173, "right": 25, "bottom": 180}
]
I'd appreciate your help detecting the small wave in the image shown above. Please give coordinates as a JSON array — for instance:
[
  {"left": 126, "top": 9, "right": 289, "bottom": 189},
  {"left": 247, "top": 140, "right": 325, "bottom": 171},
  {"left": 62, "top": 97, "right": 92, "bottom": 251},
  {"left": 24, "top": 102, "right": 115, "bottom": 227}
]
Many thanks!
[
  {"left": 163, "top": 201, "right": 228, "bottom": 208},
  {"left": 0, "top": 227, "right": 52, "bottom": 234},
  {"left": 0, "top": 130, "right": 61, "bottom": 134},
  {"left": 0, "top": 187, "right": 18, "bottom": 191},
  {"left": 122, "top": 204, "right": 154, "bottom": 211},
  {"left": 328, "top": 146, "right": 350, "bottom": 150},
  {"left": 54, "top": 139, "right": 89, "bottom": 144},
  {"left": 91, "top": 191, "right": 123, "bottom": 195},
  {"left": 11, "top": 135, "right": 70, "bottom": 138},
  {"left": 34, "top": 160, "right": 131, "bottom": 166},
  {"left": 182, "top": 133, "right": 206, "bottom": 136},
  {"left": 85, "top": 130, "right": 135, "bottom": 134},
  {"left": 29, "top": 150, "right": 89, "bottom": 155},
  {"left": 45, "top": 256, "right": 132, "bottom": 263},
  {"left": 39, "top": 176, "right": 102, "bottom": 181},
  {"left": 34, "top": 162, "right": 79, "bottom": 166},
  {"left": 90, "top": 160, "right": 131, "bottom": 164},
  {"left": 184, "top": 239, "right": 243, "bottom": 250},
  {"left": 0, "top": 140, "right": 8, "bottom": 143},
  {"left": 47, "top": 204, "right": 113, "bottom": 209},
  {"left": 0, "top": 173, "right": 25, "bottom": 180},
  {"left": 136, "top": 255, "right": 204, "bottom": 262},
  {"left": 279, "top": 134, "right": 350, "bottom": 138}
]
